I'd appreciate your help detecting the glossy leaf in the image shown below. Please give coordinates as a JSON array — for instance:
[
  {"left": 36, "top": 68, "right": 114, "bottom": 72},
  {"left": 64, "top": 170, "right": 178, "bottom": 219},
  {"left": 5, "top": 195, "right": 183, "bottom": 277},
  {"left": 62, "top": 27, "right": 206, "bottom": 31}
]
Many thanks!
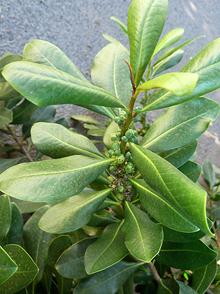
[
  {"left": 56, "top": 239, "right": 92, "bottom": 279},
  {"left": 192, "top": 259, "right": 217, "bottom": 294},
  {"left": 128, "top": 0, "right": 168, "bottom": 85},
  {"left": 163, "top": 226, "right": 206, "bottom": 243},
  {"left": 153, "top": 28, "right": 184, "bottom": 56},
  {"left": 91, "top": 42, "right": 132, "bottom": 106},
  {"left": 138, "top": 72, "right": 198, "bottom": 97},
  {"left": 132, "top": 179, "right": 198, "bottom": 233},
  {"left": 177, "top": 281, "right": 198, "bottom": 294},
  {"left": 0, "top": 244, "right": 38, "bottom": 293},
  {"left": 85, "top": 221, "right": 127, "bottom": 274},
  {"left": 75, "top": 261, "right": 140, "bottom": 294},
  {"left": 110, "top": 16, "right": 128, "bottom": 34},
  {"left": 0, "top": 155, "right": 111, "bottom": 204},
  {"left": 0, "top": 107, "right": 12, "bottom": 129},
  {"left": 2, "top": 61, "right": 125, "bottom": 108},
  {"left": 39, "top": 189, "right": 111, "bottom": 234},
  {"left": 0, "top": 195, "right": 11, "bottom": 241},
  {"left": 0, "top": 52, "right": 22, "bottom": 71},
  {"left": 179, "top": 161, "right": 201, "bottom": 182},
  {"left": 160, "top": 142, "right": 197, "bottom": 168},
  {"left": 0, "top": 81, "right": 20, "bottom": 101},
  {"left": 47, "top": 235, "right": 72, "bottom": 267},
  {"left": 103, "top": 121, "right": 120, "bottom": 148},
  {"left": 0, "top": 158, "right": 24, "bottom": 174},
  {"left": 31, "top": 122, "right": 102, "bottom": 159},
  {"left": 146, "top": 38, "right": 220, "bottom": 110},
  {"left": 124, "top": 202, "right": 163, "bottom": 262},
  {"left": 6, "top": 203, "right": 23, "bottom": 245},
  {"left": 153, "top": 49, "right": 184, "bottom": 76},
  {"left": 10, "top": 198, "right": 44, "bottom": 214},
  {"left": 203, "top": 161, "right": 216, "bottom": 189},
  {"left": 130, "top": 144, "right": 211, "bottom": 234},
  {"left": 24, "top": 207, "right": 53, "bottom": 282},
  {"left": 157, "top": 241, "right": 217, "bottom": 269},
  {"left": 23, "top": 39, "right": 85, "bottom": 79},
  {"left": 0, "top": 246, "right": 17, "bottom": 286},
  {"left": 142, "top": 97, "right": 220, "bottom": 152}
]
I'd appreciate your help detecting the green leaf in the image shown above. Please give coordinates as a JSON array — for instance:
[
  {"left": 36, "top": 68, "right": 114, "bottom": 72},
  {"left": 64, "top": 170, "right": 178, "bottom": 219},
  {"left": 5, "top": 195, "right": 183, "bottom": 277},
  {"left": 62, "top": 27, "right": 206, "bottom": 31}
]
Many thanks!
[
  {"left": 0, "top": 155, "right": 111, "bottom": 204},
  {"left": 0, "top": 81, "right": 20, "bottom": 101},
  {"left": 0, "top": 195, "right": 11, "bottom": 241},
  {"left": 103, "top": 121, "right": 120, "bottom": 148},
  {"left": 142, "top": 97, "right": 220, "bottom": 152},
  {"left": 71, "top": 114, "right": 100, "bottom": 125},
  {"left": 160, "top": 142, "right": 197, "bottom": 168},
  {"left": 124, "top": 202, "right": 163, "bottom": 262},
  {"left": 146, "top": 38, "right": 220, "bottom": 111},
  {"left": 179, "top": 161, "right": 201, "bottom": 182},
  {"left": 0, "top": 107, "right": 12, "bottom": 129},
  {"left": 192, "top": 259, "right": 217, "bottom": 294},
  {"left": 85, "top": 221, "right": 127, "bottom": 274},
  {"left": 130, "top": 144, "right": 211, "bottom": 235},
  {"left": 0, "top": 53, "right": 22, "bottom": 71},
  {"left": 24, "top": 207, "right": 53, "bottom": 282},
  {"left": 163, "top": 226, "right": 207, "bottom": 243},
  {"left": 47, "top": 235, "right": 72, "bottom": 267},
  {"left": 132, "top": 179, "right": 198, "bottom": 233},
  {"left": 128, "top": 0, "right": 168, "bottom": 85},
  {"left": 39, "top": 189, "right": 111, "bottom": 234},
  {"left": 157, "top": 241, "right": 217, "bottom": 269},
  {"left": 83, "top": 104, "right": 116, "bottom": 119},
  {"left": 31, "top": 122, "right": 102, "bottom": 159},
  {"left": 153, "top": 28, "right": 184, "bottom": 56},
  {"left": 2, "top": 61, "right": 125, "bottom": 108},
  {"left": 182, "top": 38, "right": 220, "bottom": 96},
  {"left": 23, "top": 40, "right": 115, "bottom": 118},
  {"left": 55, "top": 239, "right": 92, "bottom": 279},
  {"left": 138, "top": 72, "right": 198, "bottom": 97},
  {"left": 0, "top": 158, "right": 25, "bottom": 174},
  {"left": 74, "top": 261, "right": 140, "bottom": 294},
  {"left": 177, "top": 281, "right": 198, "bottom": 294},
  {"left": 110, "top": 16, "right": 128, "bottom": 34},
  {"left": 153, "top": 49, "right": 184, "bottom": 76},
  {"left": 0, "top": 244, "right": 38, "bottom": 294},
  {"left": 23, "top": 39, "right": 85, "bottom": 80},
  {"left": 10, "top": 198, "right": 44, "bottom": 214},
  {"left": 91, "top": 42, "right": 132, "bottom": 106},
  {"left": 12, "top": 100, "right": 37, "bottom": 125},
  {"left": 156, "top": 37, "right": 200, "bottom": 64},
  {"left": 0, "top": 246, "right": 17, "bottom": 286},
  {"left": 5, "top": 203, "right": 23, "bottom": 245},
  {"left": 203, "top": 161, "right": 216, "bottom": 189}
]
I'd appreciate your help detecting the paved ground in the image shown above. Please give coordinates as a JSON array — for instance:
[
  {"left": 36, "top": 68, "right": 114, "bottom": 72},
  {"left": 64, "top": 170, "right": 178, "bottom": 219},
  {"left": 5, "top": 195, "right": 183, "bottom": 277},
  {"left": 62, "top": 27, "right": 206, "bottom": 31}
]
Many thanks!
[{"left": 1, "top": 0, "right": 220, "bottom": 164}]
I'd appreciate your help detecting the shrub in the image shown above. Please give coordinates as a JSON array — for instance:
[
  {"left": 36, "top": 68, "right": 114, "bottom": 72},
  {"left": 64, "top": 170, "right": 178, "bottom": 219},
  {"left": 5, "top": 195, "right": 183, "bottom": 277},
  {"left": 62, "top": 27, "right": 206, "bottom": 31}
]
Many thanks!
[{"left": 0, "top": 0, "right": 220, "bottom": 293}]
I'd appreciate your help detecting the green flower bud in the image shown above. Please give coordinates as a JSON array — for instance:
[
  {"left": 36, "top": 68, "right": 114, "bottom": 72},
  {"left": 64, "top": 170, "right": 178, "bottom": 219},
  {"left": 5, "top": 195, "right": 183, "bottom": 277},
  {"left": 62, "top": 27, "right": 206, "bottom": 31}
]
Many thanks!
[
  {"left": 117, "top": 185, "right": 124, "bottom": 193},
  {"left": 117, "top": 155, "right": 125, "bottom": 164},
  {"left": 121, "top": 136, "right": 128, "bottom": 142}
]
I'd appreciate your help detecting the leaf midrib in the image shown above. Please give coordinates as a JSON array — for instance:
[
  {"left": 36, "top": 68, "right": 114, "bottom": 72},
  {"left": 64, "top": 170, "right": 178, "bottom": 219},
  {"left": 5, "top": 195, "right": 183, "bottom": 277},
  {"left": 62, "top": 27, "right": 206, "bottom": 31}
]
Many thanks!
[
  {"left": 126, "top": 204, "right": 147, "bottom": 259},
  {"left": 133, "top": 180, "right": 197, "bottom": 230},
  {"left": 2, "top": 159, "right": 110, "bottom": 181},
  {"left": 143, "top": 112, "right": 210, "bottom": 148},
  {"left": 37, "top": 128, "right": 101, "bottom": 159},
  {"left": 88, "top": 222, "right": 124, "bottom": 272}
]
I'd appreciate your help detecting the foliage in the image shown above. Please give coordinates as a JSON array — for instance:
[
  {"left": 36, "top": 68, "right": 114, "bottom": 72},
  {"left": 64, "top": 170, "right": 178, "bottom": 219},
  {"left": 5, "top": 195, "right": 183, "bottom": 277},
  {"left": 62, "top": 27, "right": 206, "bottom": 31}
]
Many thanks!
[{"left": 0, "top": 0, "right": 220, "bottom": 293}]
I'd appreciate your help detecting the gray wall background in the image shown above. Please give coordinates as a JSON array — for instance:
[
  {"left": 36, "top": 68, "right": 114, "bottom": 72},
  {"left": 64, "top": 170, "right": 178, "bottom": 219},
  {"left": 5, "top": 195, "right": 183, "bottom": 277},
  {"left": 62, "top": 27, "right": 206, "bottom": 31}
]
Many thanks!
[{"left": 1, "top": 0, "right": 220, "bottom": 164}]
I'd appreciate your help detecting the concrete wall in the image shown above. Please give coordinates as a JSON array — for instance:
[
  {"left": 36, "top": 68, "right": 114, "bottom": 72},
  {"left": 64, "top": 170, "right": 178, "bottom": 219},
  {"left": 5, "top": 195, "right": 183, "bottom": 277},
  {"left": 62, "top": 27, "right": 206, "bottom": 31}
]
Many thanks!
[{"left": 1, "top": 0, "right": 220, "bottom": 164}]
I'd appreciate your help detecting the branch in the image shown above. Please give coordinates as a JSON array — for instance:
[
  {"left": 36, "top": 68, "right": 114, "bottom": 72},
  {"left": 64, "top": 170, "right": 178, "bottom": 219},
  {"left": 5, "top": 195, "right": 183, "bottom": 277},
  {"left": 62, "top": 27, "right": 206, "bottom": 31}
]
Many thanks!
[{"left": 7, "top": 125, "right": 33, "bottom": 162}]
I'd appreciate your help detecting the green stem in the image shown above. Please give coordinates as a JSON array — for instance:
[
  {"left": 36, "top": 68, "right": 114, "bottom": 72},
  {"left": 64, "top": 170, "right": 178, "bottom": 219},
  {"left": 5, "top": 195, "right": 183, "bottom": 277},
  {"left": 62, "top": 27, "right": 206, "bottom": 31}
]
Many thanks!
[{"left": 120, "top": 90, "right": 139, "bottom": 153}]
